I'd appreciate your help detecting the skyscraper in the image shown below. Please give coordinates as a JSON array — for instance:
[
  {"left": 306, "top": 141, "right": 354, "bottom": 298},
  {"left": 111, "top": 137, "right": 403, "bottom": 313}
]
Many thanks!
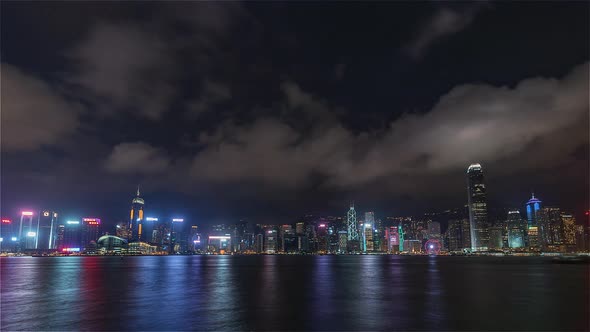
[
  {"left": 129, "top": 187, "right": 145, "bottom": 242},
  {"left": 347, "top": 202, "right": 358, "bottom": 241},
  {"left": 507, "top": 210, "right": 526, "bottom": 248},
  {"left": 37, "top": 211, "right": 58, "bottom": 250},
  {"left": 525, "top": 193, "right": 542, "bottom": 249},
  {"left": 467, "top": 163, "right": 489, "bottom": 251},
  {"left": 18, "top": 211, "right": 37, "bottom": 250},
  {"left": 81, "top": 218, "right": 101, "bottom": 251}
]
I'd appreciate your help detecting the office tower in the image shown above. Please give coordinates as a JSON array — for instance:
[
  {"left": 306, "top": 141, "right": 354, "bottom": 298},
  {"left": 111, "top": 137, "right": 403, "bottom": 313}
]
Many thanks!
[
  {"left": 1, "top": 218, "right": 18, "bottom": 252},
  {"left": 207, "top": 235, "right": 231, "bottom": 253},
  {"left": 575, "top": 225, "right": 586, "bottom": 252},
  {"left": 338, "top": 230, "right": 348, "bottom": 253},
  {"left": 255, "top": 233, "right": 264, "bottom": 253},
  {"left": 116, "top": 222, "right": 131, "bottom": 240},
  {"left": 129, "top": 187, "right": 145, "bottom": 242},
  {"left": 264, "top": 229, "right": 277, "bottom": 253},
  {"left": 63, "top": 220, "right": 82, "bottom": 251},
  {"left": 280, "top": 225, "right": 297, "bottom": 253},
  {"left": 295, "top": 222, "right": 305, "bottom": 235},
  {"left": 539, "top": 207, "right": 562, "bottom": 248},
  {"left": 561, "top": 214, "right": 576, "bottom": 246},
  {"left": 81, "top": 218, "right": 101, "bottom": 251},
  {"left": 347, "top": 202, "right": 358, "bottom": 241},
  {"left": 37, "top": 211, "right": 58, "bottom": 250},
  {"left": 18, "top": 211, "right": 38, "bottom": 250},
  {"left": 365, "top": 212, "right": 375, "bottom": 226},
  {"left": 363, "top": 223, "right": 374, "bottom": 252},
  {"left": 446, "top": 219, "right": 463, "bottom": 251},
  {"left": 525, "top": 194, "right": 542, "bottom": 249},
  {"left": 488, "top": 227, "right": 504, "bottom": 250},
  {"left": 398, "top": 223, "right": 404, "bottom": 252},
  {"left": 55, "top": 224, "right": 65, "bottom": 251},
  {"left": 189, "top": 225, "right": 199, "bottom": 252},
  {"left": 385, "top": 226, "right": 400, "bottom": 253},
  {"left": 427, "top": 221, "right": 441, "bottom": 240},
  {"left": 467, "top": 163, "right": 489, "bottom": 251},
  {"left": 507, "top": 210, "right": 525, "bottom": 248},
  {"left": 170, "top": 218, "right": 185, "bottom": 253}
]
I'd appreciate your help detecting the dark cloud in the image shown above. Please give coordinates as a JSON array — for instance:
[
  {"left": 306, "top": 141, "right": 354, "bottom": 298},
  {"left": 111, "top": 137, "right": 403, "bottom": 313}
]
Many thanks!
[
  {"left": 405, "top": 3, "right": 490, "bottom": 59},
  {"left": 186, "top": 80, "right": 232, "bottom": 117},
  {"left": 188, "top": 62, "right": 588, "bottom": 194},
  {"left": 1, "top": 64, "right": 81, "bottom": 151},
  {"left": 65, "top": 22, "right": 176, "bottom": 120},
  {"left": 105, "top": 142, "right": 171, "bottom": 174}
]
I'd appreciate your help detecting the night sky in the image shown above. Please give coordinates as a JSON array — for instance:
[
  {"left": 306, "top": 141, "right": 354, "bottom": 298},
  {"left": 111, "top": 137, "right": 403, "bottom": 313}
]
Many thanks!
[{"left": 2, "top": 2, "right": 588, "bottom": 227}]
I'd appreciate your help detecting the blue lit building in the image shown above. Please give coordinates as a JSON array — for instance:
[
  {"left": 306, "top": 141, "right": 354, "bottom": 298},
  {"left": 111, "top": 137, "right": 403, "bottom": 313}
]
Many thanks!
[{"left": 525, "top": 193, "right": 542, "bottom": 249}]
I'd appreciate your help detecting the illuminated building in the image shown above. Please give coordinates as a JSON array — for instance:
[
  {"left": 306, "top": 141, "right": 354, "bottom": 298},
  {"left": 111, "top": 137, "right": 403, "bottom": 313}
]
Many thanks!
[
  {"left": 561, "top": 214, "right": 576, "bottom": 246},
  {"left": 317, "top": 223, "right": 329, "bottom": 253},
  {"left": 280, "top": 225, "right": 297, "bottom": 253},
  {"left": 467, "top": 163, "right": 489, "bottom": 251},
  {"left": 128, "top": 241, "right": 157, "bottom": 255},
  {"left": 525, "top": 193, "right": 542, "bottom": 248},
  {"left": 295, "top": 222, "right": 305, "bottom": 235},
  {"left": 63, "top": 220, "right": 82, "bottom": 249},
  {"left": 18, "top": 211, "right": 38, "bottom": 250},
  {"left": 189, "top": 225, "right": 200, "bottom": 252},
  {"left": 427, "top": 221, "right": 441, "bottom": 241},
  {"left": 527, "top": 226, "right": 539, "bottom": 250},
  {"left": 128, "top": 187, "right": 145, "bottom": 242},
  {"left": 507, "top": 210, "right": 526, "bottom": 248},
  {"left": 264, "top": 229, "right": 277, "bottom": 254},
  {"left": 37, "top": 211, "right": 58, "bottom": 250},
  {"left": 1, "top": 218, "right": 16, "bottom": 251},
  {"left": 385, "top": 226, "right": 400, "bottom": 253},
  {"left": 338, "top": 230, "right": 348, "bottom": 253},
  {"left": 398, "top": 223, "right": 404, "bottom": 252},
  {"left": 255, "top": 233, "right": 264, "bottom": 253},
  {"left": 403, "top": 239, "right": 422, "bottom": 254},
  {"left": 55, "top": 224, "right": 65, "bottom": 250},
  {"left": 97, "top": 235, "right": 128, "bottom": 254},
  {"left": 116, "top": 222, "right": 131, "bottom": 239},
  {"left": 208, "top": 235, "right": 231, "bottom": 253},
  {"left": 170, "top": 218, "right": 185, "bottom": 253},
  {"left": 445, "top": 219, "right": 463, "bottom": 252},
  {"left": 488, "top": 226, "right": 504, "bottom": 250},
  {"left": 347, "top": 202, "right": 358, "bottom": 241},
  {"left": 538, "top": 207, "right": 562, "bottom": 249},
  {"left": 82, "top": 218, "right": 101, "bottom": 252},
  {"left": 363, "top": 223, "right": 374, "bottom": 252},
  {"left": 575, "top": 225, "right": 586, "bottom": 252}
]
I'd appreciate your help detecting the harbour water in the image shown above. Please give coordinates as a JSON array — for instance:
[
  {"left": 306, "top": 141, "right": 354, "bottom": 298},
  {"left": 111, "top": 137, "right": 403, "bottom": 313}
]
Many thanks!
[{"left": 1, "top": 255, "right": 588, "bottom": 331}]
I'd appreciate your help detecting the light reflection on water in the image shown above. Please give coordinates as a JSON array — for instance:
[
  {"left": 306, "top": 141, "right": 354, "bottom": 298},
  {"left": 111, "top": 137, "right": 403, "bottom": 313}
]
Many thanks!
[{"left": 1, "top": 256, "right": 588, "bottom": 331}]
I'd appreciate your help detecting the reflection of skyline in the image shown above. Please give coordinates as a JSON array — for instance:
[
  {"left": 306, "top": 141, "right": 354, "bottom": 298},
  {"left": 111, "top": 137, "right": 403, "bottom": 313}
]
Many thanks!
[{"left": 1, "top": 256, "right": 588, "bottom": 331}]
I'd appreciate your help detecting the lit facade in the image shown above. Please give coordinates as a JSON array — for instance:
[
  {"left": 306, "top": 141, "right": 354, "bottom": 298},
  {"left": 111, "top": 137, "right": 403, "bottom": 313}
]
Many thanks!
[
  {"left": 467, "top": 163, "right": 489, "bottom": 251},
  {"left": 82, "top": 218, "right": 101, "bottom": 251},
  {"left": 18, "top": 211, "right": 37, "bottom": 250},
  {"left": 507, "top": 210, "right": 526, "bottom": 248},
  {"left": 37, "top": 211, "right": 58, "bottom": 250},
  {"left": 347, "top": 203, "right": 358, "bottom": 241},
  {"left": 129, "top": 187, "right": 145, "bottom": 242}
]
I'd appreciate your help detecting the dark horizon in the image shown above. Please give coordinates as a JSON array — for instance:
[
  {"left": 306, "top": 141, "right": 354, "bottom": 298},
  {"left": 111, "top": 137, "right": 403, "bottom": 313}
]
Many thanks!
[{"left": 2, "top": 2, "right": 588, "bottom": 227}]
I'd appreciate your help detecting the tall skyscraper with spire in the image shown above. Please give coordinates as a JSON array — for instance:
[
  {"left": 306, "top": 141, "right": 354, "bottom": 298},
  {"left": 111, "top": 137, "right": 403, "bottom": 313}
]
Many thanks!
[
  {"left": 129, "top": 186, "right": 145, "bottom": 242},
  {"left": 347, "top": 202, "right": 358, "bottom": 241},
  {"left": 467, "top": 163, "right": 489, "bottom": 251}
]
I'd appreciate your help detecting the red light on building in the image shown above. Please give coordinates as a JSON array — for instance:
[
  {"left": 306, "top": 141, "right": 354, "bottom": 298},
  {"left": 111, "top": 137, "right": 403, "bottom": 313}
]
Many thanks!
[
  {"left": 83, "top": 218, "right": 101, "bottom": 224},
  {"left": 1, "top": 219, "right": 11, "bottom": 224}
]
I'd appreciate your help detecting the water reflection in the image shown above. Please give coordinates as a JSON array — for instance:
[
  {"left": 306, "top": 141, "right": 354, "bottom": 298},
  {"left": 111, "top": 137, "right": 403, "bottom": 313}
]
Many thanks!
[{"left": 1, "top": 256, "right": 588, "bottom": 331}]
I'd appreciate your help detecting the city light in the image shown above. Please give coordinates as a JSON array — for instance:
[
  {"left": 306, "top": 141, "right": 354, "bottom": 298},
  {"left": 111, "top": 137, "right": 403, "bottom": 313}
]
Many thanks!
[
  {"left": 1, "top": 219, "right": 11, "bottom": 224},
  {"left": 0, "top": 238, "right": 3, "bottom": 242},
  {"left": 43, "top": 211, "right": 50, "bottom": 217},
  {"left": 62, "top": 248, "right": 80, "bottom": 252},
  {"left": 365, "top": 223, "right": 372, "bottom": 228},
  {"left": 172, "top": 218, "right": 184, "bottom": 222},
  {"left": 83, "top": 218, "right": 101, "bottom": 222},
  {"left": 319, "top": 224, "right": 326, "bottom": 228},
  {"left": 11, "top": 237, "right": 17, "bottom": 241},
  {"left": 67, "top": 220, "right": 80, "bottom": 224},
  {"left": 21, "top": 211, "right": 33, "bottom": 216},
  {"left": 27, "top": 232, "right": 36, "bottom": 237},
  {"left": 146, "top": 217, "right": 158, "bottom": 221},
  {"left": 209, "top": 236, "right": 231, "bottom": 240}
]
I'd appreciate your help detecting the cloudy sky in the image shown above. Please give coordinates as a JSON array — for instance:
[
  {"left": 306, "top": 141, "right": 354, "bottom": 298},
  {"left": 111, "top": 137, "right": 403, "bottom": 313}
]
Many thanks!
[{"left": 2, "top": 2, "right": 588, "bottom": 225}]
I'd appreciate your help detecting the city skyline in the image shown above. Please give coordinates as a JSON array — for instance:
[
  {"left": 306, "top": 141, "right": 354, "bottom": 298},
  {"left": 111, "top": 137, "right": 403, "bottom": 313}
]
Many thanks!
[{"left": 2, "top": 2, "right": 588, "bottom": 224}]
